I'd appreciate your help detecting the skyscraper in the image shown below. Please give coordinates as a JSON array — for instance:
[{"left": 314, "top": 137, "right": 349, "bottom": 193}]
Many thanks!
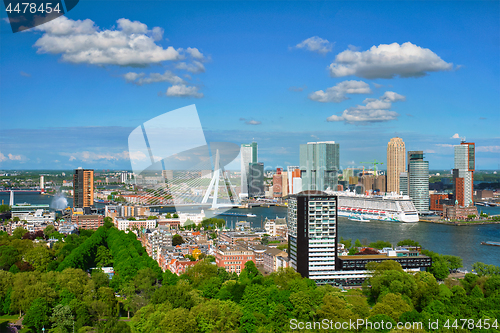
[
  {"left": 299, "top": 141, "right": 339, "bottom": 191},
  {"left": 287, "top": 191, "right": 338, "bottom": 285},
  {"left": 387, "top": 137, "right": 406, "bottom": 193},
  {"left": 407, "top": 151, "right": 429, "bottom": 212},
  {"left": 453, "top": 142, "right": 475, "bottom": 207},
  {"left": 240, "top": 142, "right": 258, "bottom": 198},
  {"left": 248, "top": 162, "right": 264, "bottom": 197},
  {"left": 273, "top": 168, "right": 283, "bottom": 198},
  {"left": 73, "top": 168, "right": 94, "bottom": 209}
]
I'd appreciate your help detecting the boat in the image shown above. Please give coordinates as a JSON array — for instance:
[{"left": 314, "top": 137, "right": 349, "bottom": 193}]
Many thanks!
[
  {"left": 326, "top": 190, "right": 419, "bottom": 223},
  {"left": 480, "top": 241, "right": 500, "bottom": 247},
  {"left": 247, "top": 213, "right": 257, "bottom": 217}
]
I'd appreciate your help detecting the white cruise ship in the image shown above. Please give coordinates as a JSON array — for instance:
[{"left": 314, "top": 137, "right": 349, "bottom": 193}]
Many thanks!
[{"left": 325, "top": 190, "right": 419, "bottom": 223}]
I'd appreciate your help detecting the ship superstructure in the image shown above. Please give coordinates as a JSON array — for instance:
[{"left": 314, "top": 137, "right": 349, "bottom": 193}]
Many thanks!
[{"left": 325, "top": 190, "right": 419, "bottom": 223}]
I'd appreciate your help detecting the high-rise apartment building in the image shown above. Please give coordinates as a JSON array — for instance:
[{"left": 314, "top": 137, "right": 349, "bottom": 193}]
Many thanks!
[
  {"left": 299, "top": 142, "right": 339, "bottom": 192},
  {"left": 287, "top": 191, "right": 338, "bottom": 285},
  {"left": 453, "top": 142, "right": 475, "bottom": 207},
  {"left": 73, "top": 168, "right": 94, "bottom": 208},
  {"left": 273, "top": 168, "right": 283, "bottom": 198},
  {"left": 240, "top": 142, "right": 258, "bottom": 198},
  {"left": 387, "top": 137, "right": 406, "bottom": 193},
  {"left": 248, "top": 162, "right": 264, "bottom": 197},
  {"left": 407, "top": 151, "right": 429, "bottom": 212}
]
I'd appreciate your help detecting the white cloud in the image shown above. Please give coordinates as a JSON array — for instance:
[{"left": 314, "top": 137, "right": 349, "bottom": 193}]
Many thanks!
[
  {"left": 0, "top": 152, "right": 27, "bottom": 162},
  {"left": 380, "top": 91, "right": 406, "bottom": 102},
  {"left": 295, "top": 36, "right": 333, "bottom": 55},
  {"left": 165, "top": 85, "right": 203, "bottom": 98},
  {"left": 20, "top": 71, "right": 31, "bottom": 77},
  {"left": 327, "top": 91, "right": 405, "bottom": 124},
  {"left": 186, "top": 47, "right": 205, "bottom": 60},
  {"left": 451, "top": 133, "right": 460, "bottom": 139},
  {"left": 309, "top": 80, "right": 372, "bottom": 103},
  {"left": 328, "top": 42, "right": 454, "bottom": 79},
  {"left": 33, "top": 16, "right": 182, "bottom": 66},
  {"left": 123, "top": 70, "right": 185, "bottom": 85},
  {"left": 239, "top": 118, "right": 262, "bottom": 125},
  {"left": 175, "top": 61, "right": 205, "bottom": 74}
]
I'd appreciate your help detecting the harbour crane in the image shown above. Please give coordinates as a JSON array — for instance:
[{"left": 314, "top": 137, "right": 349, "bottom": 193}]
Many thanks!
[{"left": 360, "top": 160, "right": 384, "bottom": 175}]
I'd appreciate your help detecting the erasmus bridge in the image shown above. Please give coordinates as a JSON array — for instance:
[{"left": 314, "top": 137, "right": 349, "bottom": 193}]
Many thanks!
[{"left": 130, "top": 150, "right": 241, "bottom": 210}]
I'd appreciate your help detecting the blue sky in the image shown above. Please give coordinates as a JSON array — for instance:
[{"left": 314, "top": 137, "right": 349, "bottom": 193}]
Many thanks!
[{"left": 0, "top": 1, "right": 499, "bottom": 171}]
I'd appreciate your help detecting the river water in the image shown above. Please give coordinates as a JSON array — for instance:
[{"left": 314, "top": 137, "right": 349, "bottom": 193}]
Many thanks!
[{"left": 2, "top": 193, "right": 499, "bottom": 270}]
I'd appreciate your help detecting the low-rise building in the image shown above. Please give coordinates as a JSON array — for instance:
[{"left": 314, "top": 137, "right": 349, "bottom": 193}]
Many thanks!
[
  {"left": 215, "top": 245, "right": 255, "bottom": 275},
  {"left": 263, "top": 248, "right": 288, "bottom": 273},
  {"left": 71, "top": 214, "right": 104, "bottom": 230},
  {"left": 220, "top": 232, "right": 261, "bottom": 245}
]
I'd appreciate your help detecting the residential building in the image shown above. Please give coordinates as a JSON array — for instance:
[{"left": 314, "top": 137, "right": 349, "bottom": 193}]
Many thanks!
[
  {"left": 273, "top": 168, "right": 283, "bottom": 198},
  {"left": 408, "top": 151, "right": 430, "bottom": 212},
  {"left": 430, "top": 193, "right": 451, "bottom": 211},
  {"left": 287, "top": 191, "right": 338, "bottom": 285},
  {"left": 263, "top": 248, "right": 288, "bottom": 273},
  {"left": 215, "top": 245, "right": 255, "bottom": 275},
  {"left": 299, "top": 141, "right": 340, "bottom": 191},
  {"left": 281, "top": 172, "right": 288, "bottom": 197},
  {"left": 240, "top": 142, "right": 258, "bottom": 198},
  {"left": 71, "top": 214, "right": 103, "bottom": 230},
  {"left": 387, "top": 137, "right": 406, "bottom": 193},
  {"left": 73, "top": 168, "right": 94, "bottom": 208},
  {"left": 454, "top": 142, "right": 475, "bottom": 207}
]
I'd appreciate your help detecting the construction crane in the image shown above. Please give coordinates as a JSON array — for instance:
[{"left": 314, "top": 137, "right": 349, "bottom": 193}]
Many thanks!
[{"left": 360, "top": 160, "right": 384, "bottom": 175}]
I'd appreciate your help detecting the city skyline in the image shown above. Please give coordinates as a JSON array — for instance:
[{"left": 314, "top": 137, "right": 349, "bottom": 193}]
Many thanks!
[{"left": 0, "top": 1, "right": 499, "bottom": 170}]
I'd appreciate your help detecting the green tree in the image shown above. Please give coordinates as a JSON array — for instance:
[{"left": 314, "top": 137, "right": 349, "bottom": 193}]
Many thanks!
[
  {"left": 472, "top": 262, "right": 500, "bottom": 276},
  {"left": 172, "top": 234, "right": 184, "bottom": 246},
  {"left": 371, "top": 293, "right": 412, "bottom": 322},
  {"left": 397, "top": 239, "right": 421, "bottom": 248},
  {"left": 354, "top": 239, "right": 362, "bottom": 248},
  {"left": 0, "top": 204, "right": 10, "bottom": 213},
  {"left": 12, "top": 226, "right": 27, "bottom": 239},
  {"left": 339, "top": 237, "right": 352, "bottom": 249},
  {"left": 24, "top": 245, "right": 53, "bottom": 271},
  {"left": 369, "top": 240, "right": 392, "bottom": 249},
  {"left": 50, "top": 304, "right": 73, "bottom": 333},
  {"left": 190, "top": 299, "right": 242, "bottom": 333},
  {"left": 0, "top": 245, "right": 19, "bottom": 270},
  {"left": 23, "top": 297, "right": 51, "bottom": 331},
  {"left": 43, "top": 224, "right": 56, "bottom": 238}
]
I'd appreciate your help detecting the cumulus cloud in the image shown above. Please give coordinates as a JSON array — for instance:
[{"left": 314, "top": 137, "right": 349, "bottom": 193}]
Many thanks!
[
  {"left": 175, "top": 61, "right": 206, "bottom": 74},
  {"left": 33, "top": 16, "right": 183, "bottom": 66},
  {"left": 165, "top": 85, "right": 203, "bottom": 98},
  {"left": 295, "top": 36, "right": 333, "bottom": 55},
  {"left": 327, "top": 91, "right": 405, "bottom": 124},
  {"left": 328, "top": 42, "right": 454, "bottom": 79},
  {"left": 309, "top": 80, "right": 372, "bottom": 103},
  {"left": 123, "top": 70, "right": 184, "bottom": 85},
  {"left": 451, "top": 133, "right": 460, "bottom": 139},
  {"left": 186, "top": 47, "right": 205, "bottom": 60},
  {"left": 0, "top": 152, "right": 27, "bottom": 162}
]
